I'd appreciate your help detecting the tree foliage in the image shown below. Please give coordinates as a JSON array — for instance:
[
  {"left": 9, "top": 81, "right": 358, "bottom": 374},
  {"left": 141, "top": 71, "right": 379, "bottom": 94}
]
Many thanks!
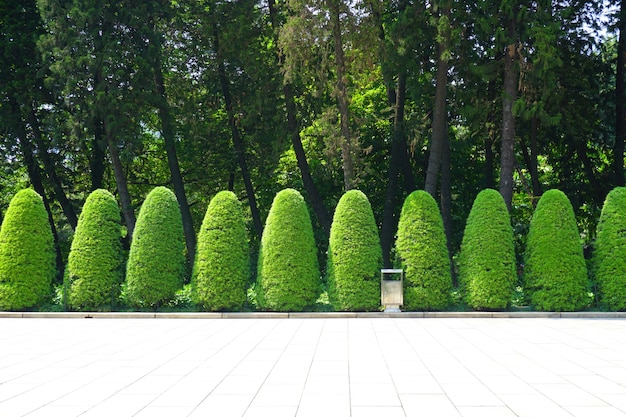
[
  {"left": 0, "top": 189, "right": 55, "bottom": 310},
  {"left": 459, "top": 189, "right": 516, "bottom": 310},
  {"left": 327, "top": 190, "right": 382, "bottom": 311},
  {"left": 126, "top": 187, "right": 185, "bottom": 309},
  {"left": 592, "top": 187, "right": 626, "bottom": 311},
  {"left": 524, "top": 189, "right": 589, "bottom": 311},
  {"left": 193, "top": 191, "right": 249, "bottom": 311},
  {"left": 65, "top": 189, "right": 123, "bottom": 311},
  {"left": 395, "top": 190, "right": 451, "bottom": 311},
  {"left": 257, "top": 189, "right": 320, "bottom": 311}
]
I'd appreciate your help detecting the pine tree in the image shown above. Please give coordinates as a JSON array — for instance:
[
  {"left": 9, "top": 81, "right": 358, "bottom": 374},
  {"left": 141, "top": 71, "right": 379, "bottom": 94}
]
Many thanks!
[
  {"left": 459, "top": 189, "right": 516, "bottom": 310},
  {"left": 257, "top": 189, "right": 320, "bottom": 311},
  {"left": 592, "top": 187, "right": 626, "bottom": 310},
  {"left": 126, "top": 187, "right": 185, "bottom": 308},
  {"left": 524, "top": 189, "right": 588, "bottom": 311},
  {"left": 0, "top": 189, "right": 56, "bottom": 310},
  {"left": 327, "top": 190, "right": 382, "bottom": 311},
  {"left": 193, "top": 191, "right": 249, "bottom": 311},
  {"left": 395, "top": 190, "right": 451, "bottom": 311},
  {"left": 65, "top": 189, "right": 123, "bottom": 311}
]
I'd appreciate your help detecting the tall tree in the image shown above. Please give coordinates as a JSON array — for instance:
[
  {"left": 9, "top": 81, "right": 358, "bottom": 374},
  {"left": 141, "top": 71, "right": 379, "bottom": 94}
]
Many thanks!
[
  {"left": 615, "top": 0, "right": 626, "bottom": 186},
  {"left": 267, "top": 0, "right": 332, "bottom": 234}
]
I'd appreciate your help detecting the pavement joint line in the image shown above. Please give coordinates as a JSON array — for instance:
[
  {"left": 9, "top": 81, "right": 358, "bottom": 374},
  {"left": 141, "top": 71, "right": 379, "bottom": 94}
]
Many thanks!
[{"left": 1, "top": 311, "right": 626, "bottom": 319}]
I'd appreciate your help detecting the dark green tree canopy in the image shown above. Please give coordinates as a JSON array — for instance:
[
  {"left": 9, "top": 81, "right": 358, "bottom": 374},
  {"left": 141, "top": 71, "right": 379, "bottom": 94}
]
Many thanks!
[
  {"left": 257, "top": 188, "right": 320, "bottom": 311},
  {"left": 0, "top": 189, "right": 56, "bottom": 310},
  {"left": 193, "top": 190, "right": 249, "bottom": 311},
  {"left": 65, "top": 189, "right": 123, "bottom": 311},
  {"left": 126, "top": 186, "right": 185, "bottom": 309},
  {"left": 524, "top": 189, "right": 589, "bottom": 311},
  {"left": 395, "top": 190, "right": 451, "bottom": 311},
  {"left": 459, "top": 189, "right": 516, "bottom": 310},
  {"left": 592, "top": 187, "right": 626, "bottom": 311},
  {"left": 327, "top": 189, "right": 382, "bottom": 311}
]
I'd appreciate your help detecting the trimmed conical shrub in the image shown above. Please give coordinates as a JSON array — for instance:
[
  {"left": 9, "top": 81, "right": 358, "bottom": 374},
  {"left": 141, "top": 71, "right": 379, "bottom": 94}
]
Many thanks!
[
  {"left": 65, "top": 189, "right": 123, "bottom": 311},
  {"left": 592, "top": 187, "right": 626, "bottom": 311},
  {"left": 257, "top": 188, "right": 320, "bottom": 311},
  {"left": 126, "top": 186, "right": 185, "bottom": 308},
  {"left": 193, "top": 191, "right": 249, "bottom": 311},
  {"left": 524, "top": 189, "right": 588, "bottom": 311},
  {"left": 395, "top": 190, "right": 451, "bottom": 311},
  {"left": 327, "top": 190, "right": 382, "bottom": 311},
  {"left": 459, "top": 189, "right": 516, "bottom": 310},
  {"left": 0, "top": 189, "right": 56, "bottom": 310}
]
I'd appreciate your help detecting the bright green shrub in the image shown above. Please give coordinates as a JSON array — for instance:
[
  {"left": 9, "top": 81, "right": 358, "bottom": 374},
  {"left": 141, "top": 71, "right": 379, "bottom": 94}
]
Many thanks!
[
  {"left": 459, "top": 189, "right": 516, "bottom": 310},
  {"left": 257, "top": 188, "right": 320, "bottom": 311},
  {"left": 592, "top": 187, "right": 626, "bottom": 311},
  {"left": 395, "top": 190, "right": 451, "bottom": 311},
  {"left": 0, "top": 189, "right": 56, "bottom": 310},
  {"left": 126, "top": 186, "right": 185, "bottom": 308},
  {"left": 193, "top": 191, "right": 249, "bottom": 311},
  {"left": 65, "top": 189, "right": 123, "bottom": 311},
  {"left": 524, "top": 189, "right": 588, "bottom": 311},
  {"left": 327, "top": 190, "right": 382, "bottom": 311}
]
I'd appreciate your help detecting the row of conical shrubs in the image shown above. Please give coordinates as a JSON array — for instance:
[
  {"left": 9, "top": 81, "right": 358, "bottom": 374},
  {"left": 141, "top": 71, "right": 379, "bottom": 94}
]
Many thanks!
[{"left": 1, "top": 186, "right": 626, "bottom": 311}]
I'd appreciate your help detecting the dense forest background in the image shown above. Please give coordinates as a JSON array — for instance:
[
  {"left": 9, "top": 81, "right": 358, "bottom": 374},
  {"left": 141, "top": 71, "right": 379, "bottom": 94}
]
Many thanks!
[{"left": 0, "top": 0, "right": 624, "bottom": 280}]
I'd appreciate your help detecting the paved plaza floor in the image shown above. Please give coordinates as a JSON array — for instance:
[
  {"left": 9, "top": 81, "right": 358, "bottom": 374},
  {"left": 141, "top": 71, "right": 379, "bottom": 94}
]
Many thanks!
[{"left": 0, "top": 317, "right": 625, "bottom": 417}]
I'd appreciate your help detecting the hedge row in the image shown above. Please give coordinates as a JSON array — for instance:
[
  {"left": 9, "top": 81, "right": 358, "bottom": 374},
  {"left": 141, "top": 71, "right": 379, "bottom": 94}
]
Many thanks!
[{"left": 1, "top": 187, "right": 625, "bottom": 311}]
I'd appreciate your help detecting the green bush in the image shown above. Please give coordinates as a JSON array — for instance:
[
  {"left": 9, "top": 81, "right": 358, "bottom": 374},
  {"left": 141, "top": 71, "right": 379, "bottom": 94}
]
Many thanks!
[
  {"left": 257, "top": 188, "right": 320, "bottom": 311},
  {"left": 459, "top": 189, "right": 516, "bottom": 310},
  {"left": 592, "top": 187, "right": 626, "bottom": 311},
  {"left": 524, "top": 189, "right": 588, "bottom": 311},
  {"left": 192, "top": 191, "right": 249, "bottom": 311},
  {"left": 395, "top": 190, "right": 451, "bottom": 311},
  {"left": 0, "top": 189, "right": 56, "bottom": 310},
  {"left": 327, "top": 190, "right": 382, "bottom": 311},
  {"left": 126, "top": 186, "right": 185, "bottom": 308},
  {"left": 65, "top": 189, "right": 123, "bottom": 311}
]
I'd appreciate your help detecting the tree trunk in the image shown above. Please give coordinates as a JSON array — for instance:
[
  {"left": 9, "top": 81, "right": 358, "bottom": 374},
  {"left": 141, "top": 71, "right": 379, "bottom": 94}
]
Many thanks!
[
  {"left": 214, "top": 27, "right": 263, "bottom": 239},
  {"left": 105, "top": 126, "right": 136, "bottom": 241},
  {"left": 90, "top": 119, "right": 106, "bottom": 191},
  {"left": 10, "top": 98, "right": 64, "bottom": 279},
  {"left": 267, "top": 0, "right": 331, "bottom": 235},
  {"left": 500, "top": 35, "right": 518, "bottom": 211},
  {"left": 440, "top": 125, "right": 455, "bottom": 286},
  {"left": 329, "top": 0, "right": 355, "bottom": 191},
  {"left": 615, "top": 0, "right": 626, "bottom": 186},
  {"left": 380, "top": 71, "right": 407, "bottom": 267},
  {"left": 27, "top": 105, "right": 78, "bottom": 230},
  {"left": 154, "top": 59, "right": 196, "bottom": 267},
  {"left": 519, "top": 117, "right": 542, "bottom": 202},
  {"left": 425, "top": 3, "right": 450, "bottom": 197}
]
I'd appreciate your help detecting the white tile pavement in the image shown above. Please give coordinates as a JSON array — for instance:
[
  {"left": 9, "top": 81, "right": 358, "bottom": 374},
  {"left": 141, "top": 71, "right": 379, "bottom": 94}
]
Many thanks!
[{"left": 0, "top": 317, "right": 625, "bottom": 416}]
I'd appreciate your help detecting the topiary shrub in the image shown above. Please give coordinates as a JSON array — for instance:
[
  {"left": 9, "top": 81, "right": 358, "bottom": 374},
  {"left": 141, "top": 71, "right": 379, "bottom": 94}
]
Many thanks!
[
  {"left": 0, "top": 189, "right": 56, "bottom": 310},
  {"left": 192, "top": 191, "right": 249, "bottom": 311},
  {"left": 395, "top": 190, "right": 451, "bottom": 311},
  {"left": 126, "top": 186, "right": 185, "bottom": 309},
  {"left": 458, "top": 189, "right": 516, "bottom": 310},
  {"left": 327, "top": 190, "right": 382, "bottom": 311},
  {"left": 524, "top": 189, "right": 588, "bottom": 311},
  {"left": 592, "top": 187, "right": 626, "bottom": 311},
  {"left": 65, "top": 189, "right": 123, "bottom": 311},
  {"left": 257, "top": 188, "right": 320, "bottom": 311}
]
